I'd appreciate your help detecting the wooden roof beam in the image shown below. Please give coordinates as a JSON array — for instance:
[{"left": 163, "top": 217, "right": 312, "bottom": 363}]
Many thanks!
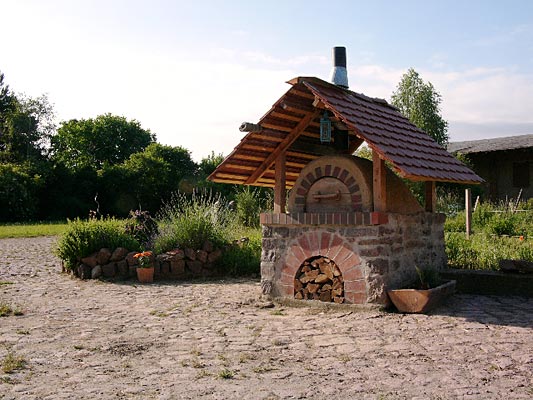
[{"left": 245, "top": 109, "right": 320, "bottom": 185}]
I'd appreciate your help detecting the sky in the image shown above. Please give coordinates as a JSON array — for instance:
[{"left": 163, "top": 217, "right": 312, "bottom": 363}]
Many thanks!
[{"left": 1, "top": 0, "right": 533, "bottom": 161}]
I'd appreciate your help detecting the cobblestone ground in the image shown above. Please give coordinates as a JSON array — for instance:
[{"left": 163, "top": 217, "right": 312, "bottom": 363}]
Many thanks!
[{"left": 0, "top": 237, "right": 532, "bottom": 399}]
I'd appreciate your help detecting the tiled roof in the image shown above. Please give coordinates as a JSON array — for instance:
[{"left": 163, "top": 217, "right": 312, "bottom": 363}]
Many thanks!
[
  {"left": 208, "top": 77, "right": 483, "bottom": 187},
  {"left": 447, "top": 134, "right": 533, "bottom": 154}
]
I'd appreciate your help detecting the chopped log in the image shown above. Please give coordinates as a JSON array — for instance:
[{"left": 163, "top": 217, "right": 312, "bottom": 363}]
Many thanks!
[
  {"left": 293, "top": 256, "right": 345, "bottom": 303},
  {"left": 319, "top": 290, "right": 332, "bottom": 302},
  {"left": 307, "top": 283, "right": 320, "bottom": 294},
  {"left": 315, "top": 274, "right": 330, "bottom": 284},
  {"left": 305, "top": 269, "right": 319, "bottom": 280}
]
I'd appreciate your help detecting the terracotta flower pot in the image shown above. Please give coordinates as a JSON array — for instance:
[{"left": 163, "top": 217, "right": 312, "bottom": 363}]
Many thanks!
[
  {"left": 136, "top": 267, "right": 154, "bottom": 283},
  {"left": 387, "top": 280, "right": 456, "bottom": 313}
]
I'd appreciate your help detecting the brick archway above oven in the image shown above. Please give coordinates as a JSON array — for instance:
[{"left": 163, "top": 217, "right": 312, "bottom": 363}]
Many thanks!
[
  {"left": 279, "top": 231, "right": 366, "bottom": 304},
  {"left": 288, "top": 155, "right": 373, "bottom": 213}
]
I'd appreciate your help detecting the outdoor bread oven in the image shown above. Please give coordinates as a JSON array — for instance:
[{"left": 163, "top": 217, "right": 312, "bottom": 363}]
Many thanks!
[{"left": 208, "top": 47, "right": 482, "bottom": 305}]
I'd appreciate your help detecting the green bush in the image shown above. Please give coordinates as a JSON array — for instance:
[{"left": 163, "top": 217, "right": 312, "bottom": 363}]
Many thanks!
[
  {"left": 154, "top": 191, "right": 236, "bottom": 253},
  {"left": 485, "top": 213, "right": 518, "bottom": 236},
  {"left": 219, "top": 234, "right": 262, "bottom": 276},
  {"left": 445, "top": 232, "right": 533, "bottom": 270},
  {"left": 55, "top": 218, "right": 140, "bottom": 271},
  {"left": 444, "top": 212, "right": 465, "bottom": 232},
  {"left": 235, "top": 186, "right": 263, "bottom": 228}
]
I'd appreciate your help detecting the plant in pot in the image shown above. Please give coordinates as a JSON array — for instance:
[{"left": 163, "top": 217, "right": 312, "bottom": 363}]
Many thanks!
[
  {"left": 134, "top": 251, "right": 155, "bottom": 283},
  {"left": 387, "top": 266, "right": 456, "bottom": 314}
]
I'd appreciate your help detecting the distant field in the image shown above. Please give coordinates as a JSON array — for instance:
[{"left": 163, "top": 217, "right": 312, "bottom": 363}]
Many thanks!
[{"left": 0, "top": 222, "right": 68, "bottom": 239}]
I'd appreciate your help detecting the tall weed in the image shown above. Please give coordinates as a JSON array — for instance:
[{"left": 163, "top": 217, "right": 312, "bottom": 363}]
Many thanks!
[{"left": 154, "top": 191, "right": 236, "bottom": 253}]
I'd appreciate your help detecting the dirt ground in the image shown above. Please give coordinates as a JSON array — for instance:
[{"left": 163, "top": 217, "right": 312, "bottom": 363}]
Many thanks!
[{"left": 1, "top": 236, "right": 532, "bottom": 399}]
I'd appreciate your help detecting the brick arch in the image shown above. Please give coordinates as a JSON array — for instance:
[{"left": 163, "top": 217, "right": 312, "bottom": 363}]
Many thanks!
[
  {"left": 288, "top": 155, "right": 373, "bottom": 213},
  {"left": 279, "top": 231, "right": 366, "bottom": 304}
]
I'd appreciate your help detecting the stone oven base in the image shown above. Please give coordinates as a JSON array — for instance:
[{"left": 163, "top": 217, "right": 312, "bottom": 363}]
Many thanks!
[{"left": 260, "top": 212, "right": 446, "bottom": 306}]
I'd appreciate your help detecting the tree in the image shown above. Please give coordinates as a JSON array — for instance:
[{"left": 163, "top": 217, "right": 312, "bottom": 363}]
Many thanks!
[
  {"left": 391, "top": 68, "right": 449, "bottom": 146},
  {"left": 51, "top": 114, "right": 156, "bottom": 170},
  {"left": 98, "top": 143, "right": 197, "bottom": 215},
  {"left": 0, "top": 72, "right": 55, "bottom": 163}
]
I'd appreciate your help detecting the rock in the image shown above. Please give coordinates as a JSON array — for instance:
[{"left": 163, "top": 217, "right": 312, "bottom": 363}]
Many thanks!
[
  {"left": 116, "top": 260, "right": 129, "bottom": 278},
  {"left": 126, "top": 252, "right": 139, "bottom": 267},
  {"left": 97, "top": 248, "right": 112, "bottom": 265},
  {"left": 207, "top": 248, "right": 223, "bottom": 263},
  {"left": 81, "top": 253, "right": 98, "bottom": 268},
  {"left": 184, "top": 248, "right": 196, "bottom": 261},
  {"left": 167, "top": 249, "right": 185, "bottom": 260},
  {"left": 77, "top": 264, "right": 92, "bottom": 280},
  {"left": 160, "top": 262, "right": 170, "bottom": 277},
  {"left": 91, "top": 265, "right": 103, "bottom": 279},
  {"left": 196, "top": 250, "right": 208, "bottom": 263},
  {"left": 186, "top": 260, "right": 203, "bottom": 275},
  {"left": 110, "top": 247, "right": 129, "bottom": 262},
  {"left": 170, "top": 259, "right": 185, "bottom": 275},
  {"left": 202, "top": 241, "right": 214, "bottom": 253},
  {"left": 102, "top": 262, "right": 116, "bottom": 278},
  {"left": 500, "top": 259, "right": 533, "bottom": 274}
]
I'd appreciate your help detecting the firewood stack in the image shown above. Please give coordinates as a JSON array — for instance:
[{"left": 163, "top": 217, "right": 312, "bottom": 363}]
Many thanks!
[{"left": 294, "top": 256, "right": 344, "bottom": 303}]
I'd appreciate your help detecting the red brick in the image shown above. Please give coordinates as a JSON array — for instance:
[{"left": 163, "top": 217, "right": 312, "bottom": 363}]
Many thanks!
[
  {"left": 298, "top": 235, "right": 310, "bottom": 252},
  {"left": 308, "top": 232, "right": 319, "bottom": 252},
  {"left": 280, "top": 284, "right": 293, "bottom": 296},
  {"left": 334, "top": 245, "right": 353, "bottom": 264},
  {"left": 327, "top": 244, "right": 342, "bottom": 260},
  {"left": 320, "top": 232, "right": 332, "bottom": 254},
  {"left": 290, "top": 244, "right": 306, "bottom": 263},
  {"left": 281, "top": 272, "right": 294, "bottom": 286},
  {"left": 371, "top": 212, "right": 389, "bottom": 225},
  {"left": 339, "top": 253, "right": 361, "bottom": 270},
  {"left": 284, "top": 253, "right": 301, "bottom": 272},
  {"left": 339, "top": 169, "right": 349, "bottom": 182},
  {"left": 344, "top": 279, "right": 366, "bottom": 293},
  {"left": 351, "top": 194, "right": 362, "bottom": 204},
  {"left": 343, "top": 266, "right": 363, "bottom": 281},
  {"left": 325, "top": 164, "right": 332, "bottom": 176},
  {"left": 296, "top": 187, "right": 308, "bottom": 196},
  {"left": 344, "top": 291, "right": 366, "bottom": 304},
  {"left": 332, "top": 166, "right": 341, "bottom": 178},
  {"left": 306, "top": 172, "right": 315, "bottom": 183},
  {"left": 314, "top": 167, "right": 322, "bottom": 178}
]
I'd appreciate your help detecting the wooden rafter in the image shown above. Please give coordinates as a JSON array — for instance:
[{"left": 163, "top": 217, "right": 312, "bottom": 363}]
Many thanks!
[{"left": 245, "top": 109, "right": 321, "bottom": 185}]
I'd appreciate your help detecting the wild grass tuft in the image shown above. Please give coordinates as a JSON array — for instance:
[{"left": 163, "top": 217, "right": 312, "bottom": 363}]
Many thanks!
[{"left": 2, "top": 351, "right": 27, "bottom": 374}]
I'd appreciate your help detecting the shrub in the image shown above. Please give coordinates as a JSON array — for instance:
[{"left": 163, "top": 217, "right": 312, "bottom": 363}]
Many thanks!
[
  {"left": 235, "top": 186, "right": 263, "bottom": 228},
  {"left": 446, "top": 232, "right": 533, "bottom": 270},
  {"left": 485, "top": 213, "right": 518, "bottom": 236},
  {"left": 444, "top": 212, "right": 465, "bottom": 232},
  {"left": 154, "top": 191, "right": 236, "bottom": 253},
  {"left": 220, "top": 235, "right": 262, "bottom": 276},
  {"left": 55, "top": 218, "right": 140, "bottom": 271}
]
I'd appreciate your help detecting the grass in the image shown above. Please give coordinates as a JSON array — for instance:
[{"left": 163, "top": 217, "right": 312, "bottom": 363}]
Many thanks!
[
  {"left": 1, "top": 351, "right": 27, "bottom": 374},
  {"left": 0, "top": 301, "right": 23, "bottom": 317},
  {"left": 217, "top": 368, "right": 235, "bottom": 379},
  {"left": 0, "top": 221, "right": 68, "bottom": 239}
]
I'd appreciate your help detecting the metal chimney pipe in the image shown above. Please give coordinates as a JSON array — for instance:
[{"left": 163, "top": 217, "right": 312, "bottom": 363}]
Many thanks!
[{"left": 330, "top": 46, "right": 349, "bottom": 89}]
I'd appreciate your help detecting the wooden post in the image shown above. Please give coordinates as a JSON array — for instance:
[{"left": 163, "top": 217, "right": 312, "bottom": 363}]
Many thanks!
[
  {"left": 425, "top": 181, "right": 437, "bottom": 212},
  {"left": 465, "top": 188, "right": 472, "bottom": 239},
  {"left": 372, "top": 150, "right": 387, "bottom": 212},
  {"left": 273, "top": 152, "right": 286, "bottom": 213}
]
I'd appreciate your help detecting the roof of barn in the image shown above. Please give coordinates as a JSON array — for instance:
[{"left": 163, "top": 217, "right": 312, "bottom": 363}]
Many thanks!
[
  {"left": 447, "top": 134, "right": 533, "bottom": 154},
  {"left": 208, "top": 76, "right": 483, "bottom": 188}
]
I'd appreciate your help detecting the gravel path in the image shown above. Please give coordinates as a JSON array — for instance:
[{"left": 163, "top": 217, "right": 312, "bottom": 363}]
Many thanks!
[{"left": 0, "top": 236, "right": 532, "bottom": 399}]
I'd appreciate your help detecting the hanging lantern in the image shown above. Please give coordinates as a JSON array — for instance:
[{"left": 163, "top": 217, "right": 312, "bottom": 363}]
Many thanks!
[{"left": 320, "top": 111, "right": 332, "bottom": 143}]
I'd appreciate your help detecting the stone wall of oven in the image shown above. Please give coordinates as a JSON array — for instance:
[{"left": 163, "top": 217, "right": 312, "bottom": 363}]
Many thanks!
[{"left": 260, "top": 212, "right": 446, "bottom": 305}]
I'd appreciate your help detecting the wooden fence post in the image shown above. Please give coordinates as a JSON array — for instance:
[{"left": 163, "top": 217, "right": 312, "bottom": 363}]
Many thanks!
[{"left": 465, "top": 188, "right": 472, "bottom": 239}]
